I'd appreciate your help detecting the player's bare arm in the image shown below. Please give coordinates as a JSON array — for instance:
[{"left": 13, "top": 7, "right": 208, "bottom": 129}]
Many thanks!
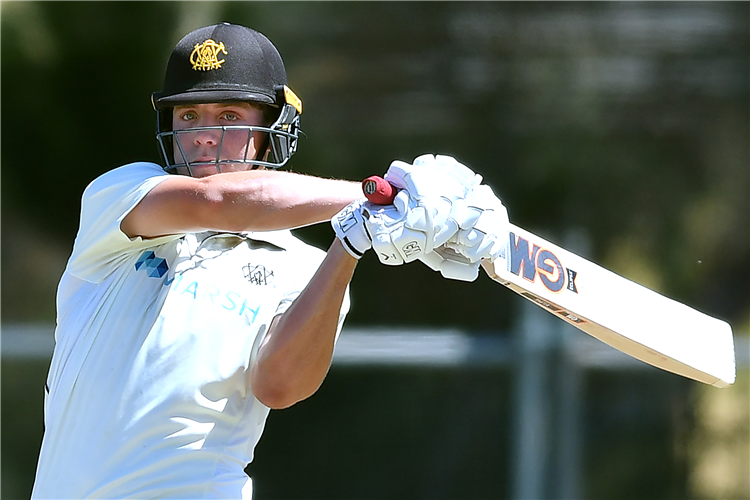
[
  {"left": 121, "top": 170, "right": 363, "bottom": 239},
  {"left": 250, "top": 239, "right": 357, "bottom": 409},
  {"left": 34, "top": 23, "right": 390, "bottom": 499}
]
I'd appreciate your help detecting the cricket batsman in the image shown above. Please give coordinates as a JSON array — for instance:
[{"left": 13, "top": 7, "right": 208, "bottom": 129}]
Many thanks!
[{"left": 31, "top": 22, "right": 507, "bottom": 498}]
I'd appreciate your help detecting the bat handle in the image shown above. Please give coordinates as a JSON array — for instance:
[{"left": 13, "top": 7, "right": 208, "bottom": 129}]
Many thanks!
[{"left": 362, "top": 176, "right": 397, "bottom": 205}]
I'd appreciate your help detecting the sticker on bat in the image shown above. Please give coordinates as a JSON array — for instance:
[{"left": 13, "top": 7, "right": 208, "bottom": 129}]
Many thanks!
[
  {"left": 519, "top": 291, "right": 588, "bottom": 324},
  {"left": 509, "top": 232, "right": 579, "bottom": 294}
]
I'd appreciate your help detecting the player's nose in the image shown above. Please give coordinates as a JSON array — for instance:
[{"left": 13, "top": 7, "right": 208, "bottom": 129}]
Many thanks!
[{"left": 193, "top": 128, "right": 221, "bottom": 147}]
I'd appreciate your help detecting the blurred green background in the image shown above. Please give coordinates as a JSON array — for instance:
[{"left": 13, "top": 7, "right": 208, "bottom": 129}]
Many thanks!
[{"left": 1, "top": 2, "right": 748, "bottom": 499}]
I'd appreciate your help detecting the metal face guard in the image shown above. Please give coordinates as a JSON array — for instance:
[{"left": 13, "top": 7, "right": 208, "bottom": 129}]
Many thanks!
[{"left": 156, "top": 119, "right": 299, "bottom": 175}]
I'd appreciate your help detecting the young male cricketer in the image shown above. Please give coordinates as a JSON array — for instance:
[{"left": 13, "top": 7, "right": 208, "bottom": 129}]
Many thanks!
[{"left": 31, "top": 23, "right": 508, "bottom": 499}]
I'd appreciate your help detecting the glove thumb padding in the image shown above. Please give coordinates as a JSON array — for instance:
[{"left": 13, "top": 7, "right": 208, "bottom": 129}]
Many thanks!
[
  {"left": 440, "top": 259, "right": 480, "bottom": 282},
  {"left": 419, "top": 247, "right": 482, "bottom": 282}
]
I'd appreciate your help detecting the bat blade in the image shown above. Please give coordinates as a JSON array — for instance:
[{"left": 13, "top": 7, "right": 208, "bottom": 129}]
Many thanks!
[
  {"left": 360, "top": 175, "right": 736, "bottom": 387},
  {"left": 484, "top": 224, "right": 736, "bottom": 387}
]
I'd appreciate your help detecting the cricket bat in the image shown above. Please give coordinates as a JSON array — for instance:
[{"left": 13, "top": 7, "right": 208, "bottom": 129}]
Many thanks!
[{"left": 362, "top": 176, "right": 736, "bottom": 388}]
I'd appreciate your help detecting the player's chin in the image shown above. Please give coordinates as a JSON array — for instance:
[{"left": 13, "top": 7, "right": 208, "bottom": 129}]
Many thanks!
[
  {"left": 174, "top": 164, "right": 219, "bottom": 178},
  {"left": 177, "top": 160, "right": 260, "bottom": 177},
  {"left": 217, "top": 162, "right": 264, "bottom": 173}
]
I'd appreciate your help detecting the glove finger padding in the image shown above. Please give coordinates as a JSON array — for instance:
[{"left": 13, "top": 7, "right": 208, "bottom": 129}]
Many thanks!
[
  {"left": 385, "top": 155, "right": 482, "bottom": 203},
  {"left": 375, "top": 227, "right": 427, "bottom": 264},
  {"left": 430, "top": 154, "right": 483, "bottom": 189},
  {"left": 413, "top": 197, "right": 453, "bottom": 251},
  {"left": 392, "top": 190, "right": 437, "bottom": 251},
  {"left": 417, "top": 183, "right": 510, "bottom": 281},
  {"left": 446, "top": 228, "right": 501, "bottom": 262},
  {"left": 429, "top": 197, "right": 482, "bottom": 249},
  {"left": 413, "top": 154, "right": 483, "bottom": 189},
  {"left": 373, "top": 155, "right": 506, "bottom": 280},
  {"left": 455, "top": 210, "right": 509, "bottom": 261},
  {"left": 384, "top": 154, "right": 484, "bottom": 253},
  {"left": 392, "top": 190, "right": 460, "bottom": 254},
  {"left": 448, "top": 199, "right": 483, "bottom": 230},
  {"left": 364, "top": 203, "right": 428, "bottom": 265},
  {"left": 446, "top": 184, "right": 510, "bottom": 262}
]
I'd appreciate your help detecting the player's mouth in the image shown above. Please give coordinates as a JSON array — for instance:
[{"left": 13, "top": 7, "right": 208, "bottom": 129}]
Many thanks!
[{"left": 192, "top": 156, "right": 218, "bottom": 164}]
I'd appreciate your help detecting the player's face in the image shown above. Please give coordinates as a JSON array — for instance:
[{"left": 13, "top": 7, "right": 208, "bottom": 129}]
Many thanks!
[{"left": 171, "top": 102, "right": 267, "bottom": 177}]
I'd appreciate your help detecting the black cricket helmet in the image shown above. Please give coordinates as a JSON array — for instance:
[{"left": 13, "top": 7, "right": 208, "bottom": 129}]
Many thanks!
[{"left": 152, "top": 23, "right": 302, "bottom": 174}]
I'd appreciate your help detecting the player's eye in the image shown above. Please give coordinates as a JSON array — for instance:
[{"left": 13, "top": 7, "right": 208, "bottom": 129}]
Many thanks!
[
  {"left": 221, "top": 111, "right": 240, "bottom": 122},
  {"left": 180, "top": 111, "right": 198, "bottom": 122}
]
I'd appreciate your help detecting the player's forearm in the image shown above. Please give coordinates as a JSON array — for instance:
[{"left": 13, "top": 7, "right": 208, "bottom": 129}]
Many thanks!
[
  {"left": 250, "top": 240, "right": 356, "bottom": 409},
  {"left": 201, "top": 170, "right": 363, "bottom": 232},
  {"left": 123, "top": 170, "right": 363, "bottom": 239}
]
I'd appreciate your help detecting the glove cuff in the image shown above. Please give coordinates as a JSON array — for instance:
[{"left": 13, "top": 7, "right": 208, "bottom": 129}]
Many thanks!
[{"left": 332, "top": 200, "right": 372, "bottom": 259}]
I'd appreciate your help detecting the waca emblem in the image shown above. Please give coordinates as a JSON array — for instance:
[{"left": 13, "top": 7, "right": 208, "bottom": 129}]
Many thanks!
[{"left": 243, "top": 263, "right": 273, "bottom": 285}]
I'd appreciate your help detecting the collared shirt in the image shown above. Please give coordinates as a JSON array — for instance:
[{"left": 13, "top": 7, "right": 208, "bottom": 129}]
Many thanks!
[{"left": 32, "top": 162, "right": 349, "bottom": 499}]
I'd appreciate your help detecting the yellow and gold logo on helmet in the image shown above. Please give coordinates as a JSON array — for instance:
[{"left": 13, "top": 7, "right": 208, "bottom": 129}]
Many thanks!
[{"left": 190, "top": 39, "right": 228, "bottom": 71}]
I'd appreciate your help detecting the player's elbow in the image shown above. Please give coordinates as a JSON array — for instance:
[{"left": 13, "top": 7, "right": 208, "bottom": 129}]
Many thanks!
[
  {"left": 250, "top": 364, "right": 321, "bottom": 410},
  {"left": 251, "top": 376, "right": 315, "bottom": 410},
  {"left": 253, "top": 385, "right": 300, "bottom": 410}
]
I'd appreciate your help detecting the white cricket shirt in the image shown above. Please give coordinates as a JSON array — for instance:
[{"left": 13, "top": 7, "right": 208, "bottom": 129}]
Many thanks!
[{"left": 31, "top": 162, "right": 349, "bottom": 499}]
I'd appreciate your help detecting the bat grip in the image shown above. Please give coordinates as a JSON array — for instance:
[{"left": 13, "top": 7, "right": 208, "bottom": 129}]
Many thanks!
[{"left": 361, "top": 176, "right": 397, "bottom": 205}]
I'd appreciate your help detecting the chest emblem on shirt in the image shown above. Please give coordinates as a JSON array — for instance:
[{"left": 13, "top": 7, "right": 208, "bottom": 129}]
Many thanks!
[
  {"left": 135, "top": 250, "right": 169, "bottom": 278},
  {"left": 243, "top": 263, "right": 274, "bottom": 285}
]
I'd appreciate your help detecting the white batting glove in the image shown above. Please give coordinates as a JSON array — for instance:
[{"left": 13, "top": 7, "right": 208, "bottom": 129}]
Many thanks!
[
  {"left": 419, "top": 184, "right": 509, "bottom": 281},
  {"left": 365, "top": 198, "right": 430, "bottom": 265},
  {"left": 420, "top": 246, "right": 481, "bottom": 281},
  {"left": 331, "top": 199, "right": 433, "bottom": 264},
  {"left": 367, "top": 182, "right": 484, "bottom": 267},
  {"left": 384, "top": 154, "right": 483, "bottom": 251},
  {"left": 446, "top": 184, "right": 509, "bottom": 262}
]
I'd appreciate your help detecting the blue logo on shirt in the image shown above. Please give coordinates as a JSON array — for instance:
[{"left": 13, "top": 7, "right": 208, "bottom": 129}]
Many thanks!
[
  {"left": 166, "top": 273, "right": 261, "bottom": 324},
  {"left": 135, "top": 251, "right": 169, "bottom": 278}
]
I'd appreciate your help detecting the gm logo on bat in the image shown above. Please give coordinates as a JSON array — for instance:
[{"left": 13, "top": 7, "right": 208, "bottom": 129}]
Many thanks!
[{"left": 508, "top": 232, "right": 578, "bottom": 294}]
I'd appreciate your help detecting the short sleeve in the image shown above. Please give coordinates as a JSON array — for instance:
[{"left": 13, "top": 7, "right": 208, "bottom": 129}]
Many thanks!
[{"left": 67, "top": 162, "right": 180, "bottom": 283}]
